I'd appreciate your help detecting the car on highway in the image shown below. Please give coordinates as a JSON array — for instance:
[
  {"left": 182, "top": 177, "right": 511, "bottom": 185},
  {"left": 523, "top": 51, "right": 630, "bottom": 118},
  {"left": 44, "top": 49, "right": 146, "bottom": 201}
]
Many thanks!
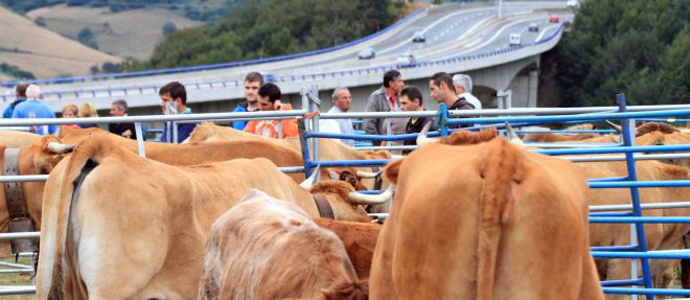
[
  {"left": 412, "top": 31, "right": 426, "bottom": 43},
  {"left": 358, "top": 47, "right": 376, "bottom": 60},
  {"left": 396, "top": 52, "right": 418, "bottom": 68},
  {"left": 549, "top": 15, "right": 560, "bottom": 23},
  {"left": 528, "top": 22, "right": 539, "bottom": 32},
  {"left": 509, "top": 33, "right": 521, "bottom": 46},
  {"left": 567, "top": 0, "right": 579, "bottom": 8}
]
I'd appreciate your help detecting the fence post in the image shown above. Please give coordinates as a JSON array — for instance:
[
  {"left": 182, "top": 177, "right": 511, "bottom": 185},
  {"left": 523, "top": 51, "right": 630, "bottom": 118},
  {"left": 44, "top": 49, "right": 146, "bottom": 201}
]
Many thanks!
[
  {"left": 618, "top": 93, "right": 654, "bottom": 300},
  {"left": 299, "top": 88, "right": 313, "bottom": 178},
  {"left": 134, "top": 122, "right": 146, "bottom": 157},
  {"left": 309, "top": 85, "right": 321, "bottom": 183}
]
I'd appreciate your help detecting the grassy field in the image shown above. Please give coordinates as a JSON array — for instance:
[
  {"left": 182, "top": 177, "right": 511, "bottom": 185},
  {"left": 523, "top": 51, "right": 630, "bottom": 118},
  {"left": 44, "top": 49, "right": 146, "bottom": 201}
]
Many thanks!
[
  {"left": 0, "top": 256, "right": 35, "bottom": 300},
  {"left": 27, "top": 4, "right": 203, "bottom": 60},
  {"left": 0, "top": 5, "right": 120, "bottom": 80}
]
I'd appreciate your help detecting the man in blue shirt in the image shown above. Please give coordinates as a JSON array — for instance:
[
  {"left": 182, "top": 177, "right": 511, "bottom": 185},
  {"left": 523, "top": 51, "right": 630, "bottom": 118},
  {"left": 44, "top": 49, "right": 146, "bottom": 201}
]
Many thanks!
[
  {"left": 232, "top": 72, "right": 263, "bottom": 130},
  {"left": 159, "top": 81, "right": 197, "bottom": 143},
  {"left": 2, "top": 84, "right": 29, "bottom": 118},
  {"left": 11, "top": 84, "right": 57, "bottom": 135}
]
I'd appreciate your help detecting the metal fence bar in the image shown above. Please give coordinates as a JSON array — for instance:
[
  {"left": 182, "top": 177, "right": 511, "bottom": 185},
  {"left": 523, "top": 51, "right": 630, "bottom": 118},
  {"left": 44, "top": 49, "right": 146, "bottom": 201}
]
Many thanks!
[
  {"left": 0, "top": 286, "right": 36, "bottom": 295},
  {"left": 588, "top": 181, "right": 690, "bottom": 188},
  {"left": 590, "top": 201, "right": 690, "bottom": 212},
  {"left": 0, "top": 232, "right": 40, "bottom": 240},
  {"left": 589, "top": 217, "right": 690, "bottom": 223},
  {"left": 602, "top": 288, "right": 690, "bottom": 296}
]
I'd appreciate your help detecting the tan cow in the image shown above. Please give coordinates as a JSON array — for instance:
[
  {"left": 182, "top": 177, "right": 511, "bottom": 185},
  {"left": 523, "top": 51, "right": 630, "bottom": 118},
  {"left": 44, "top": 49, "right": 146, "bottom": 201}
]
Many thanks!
[
  {"left": 184, "top": 123, "right": 394, "bottom": 210},
  {"left": 0, "top": 130, "right": 42, "bottom": 148},
  {"left": 370, "top": 132, "right": 604, "bottom": 299},
  {"left": 313, "top": 218, "right": 381, "bottom": 279},
  {"left": 36, "top": 135, "right": 390, "bottom": 299},
  {"left": 198, "top": 190, "right": 367, "bottom": 300}
]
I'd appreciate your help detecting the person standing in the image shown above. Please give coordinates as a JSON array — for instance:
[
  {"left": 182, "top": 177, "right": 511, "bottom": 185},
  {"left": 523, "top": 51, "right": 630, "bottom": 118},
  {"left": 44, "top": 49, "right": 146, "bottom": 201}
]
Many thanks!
[
  {"left": 232, "top": 72, "right": 263, "bottom": 130},
  {"left": 453, "top": 74, "right": 482, "bottom": 110},
  {"left": 430, "top": 72, "right": 475, "bottom": 129},
  {"left": 2, "top": 84, "right": 28, "bottom": 118},
  {"left": 11, "top": 84, "right": 56, "bottom": 135},
  {"left": 365, "top": 70, "right": 407, "bottom": 146},
  {"left": 78, "top": 102, "right": 100, "bottom": 129},
  {"left": 400, "top": 86, "right": 436, "bottom": 154},
  {"left": 244, "top": 83, "right": 298, "bottom": 138},
  {"left": 108, "top": 99, "right": 137, "bottom": 139},
  {"left": 321, "top": 87, "right": 355, "bottom": 146},
  {"left": 60, "top": 103, "right": 80, "bottom": 131},
  {"left": 159, "top": 81, "right": 197, "bottom": 143}
]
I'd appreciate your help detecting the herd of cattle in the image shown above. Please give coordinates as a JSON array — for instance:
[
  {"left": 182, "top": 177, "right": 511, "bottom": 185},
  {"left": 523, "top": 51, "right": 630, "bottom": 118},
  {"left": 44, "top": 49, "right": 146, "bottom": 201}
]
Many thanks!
[{"left": 0, "top": 120, "right": 688, "bottom": 299}]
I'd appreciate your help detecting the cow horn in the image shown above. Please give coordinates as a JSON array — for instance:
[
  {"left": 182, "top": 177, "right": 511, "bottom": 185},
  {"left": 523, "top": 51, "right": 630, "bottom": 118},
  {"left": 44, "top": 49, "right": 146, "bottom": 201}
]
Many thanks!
[
  {"left": 299, "top": 166, "right": 321, "bottom": 190},
  {"left": 604, "top": 120, "right": 623, "bottom": 134},
  {"left": 327, "top": 170, "right": 340, "bottom": 180},
  {"left": 416, "top": 121, "right": 437, "bottom": 147},
  {"left": 47, "top": 142, "right": 76, "bottom": 154},
  {"left": 356, "top": 170, "right": 382, "bottom": 179},
  {"left": 504, "top": 122, "right": 525, "bottom": 146},
  {"left": 347, "top": 184, "right": 395, "bottom": 205}
]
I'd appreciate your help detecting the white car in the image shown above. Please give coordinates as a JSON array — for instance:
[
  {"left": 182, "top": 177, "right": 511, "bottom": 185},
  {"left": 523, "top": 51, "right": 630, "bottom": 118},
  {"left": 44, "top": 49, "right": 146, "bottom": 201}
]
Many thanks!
[
  {"left": 567, "top": 0, "right": 579, "bottom": 8},
  {"left": 358, "top": 48, "right": 375, "bottom": 60},
  {"left": 509, "top": 33, "right": 521, "bottom": 46},
  {"left": 412, "top": 31, "right": 426, "bottom": 43},
  {"left": 396, "top": 53, "right": 417, "bottom": 68},
  {"left": 528, "top": 22, "right": 539, "bottom": 32}
]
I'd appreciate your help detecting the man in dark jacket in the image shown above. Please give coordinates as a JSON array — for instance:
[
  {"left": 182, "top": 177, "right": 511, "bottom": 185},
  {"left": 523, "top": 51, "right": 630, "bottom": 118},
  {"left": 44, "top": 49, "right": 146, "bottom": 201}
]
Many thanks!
[
  {"left": 429, "top": 72, "right": 474, "bottom": 129},
  {"left": 232, "top": 72, "right": 263, "bottom": 130},
  {"left": 108, "top": 99, "right": 138, "bottom": 140},
  {"left": 400, "top": 86, "right": 436, "bottom": 155}
]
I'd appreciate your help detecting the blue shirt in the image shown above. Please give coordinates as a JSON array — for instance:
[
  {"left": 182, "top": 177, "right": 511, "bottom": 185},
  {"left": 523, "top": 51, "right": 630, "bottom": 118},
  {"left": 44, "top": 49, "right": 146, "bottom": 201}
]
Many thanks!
[
  {"left": 11, "top": 99, "right": 57, "bottom": 135},
  {"left": 2, "top": 97, "right": 26, "bottom": 118},
  {"left": 161, "top": 107, "right": 198, "bottom": 143}
]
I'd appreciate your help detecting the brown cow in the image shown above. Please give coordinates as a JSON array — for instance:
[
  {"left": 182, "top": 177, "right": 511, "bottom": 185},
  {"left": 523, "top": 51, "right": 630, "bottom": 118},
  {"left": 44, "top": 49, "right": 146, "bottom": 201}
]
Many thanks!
[
  {"left": 36, "top": 135, "right": 389, "bottom": 299},
  {"left": 198, "top": 190, "right": 367, "bottom": 300},
  {"left": 313, "top": 218, "right": 381, "bottom": 279},
  {"left": 0, "top": 130, "right": 42, "bottom": 148},
  {"left": 370, "top": 132, "right": 604, "bottom": 299}
]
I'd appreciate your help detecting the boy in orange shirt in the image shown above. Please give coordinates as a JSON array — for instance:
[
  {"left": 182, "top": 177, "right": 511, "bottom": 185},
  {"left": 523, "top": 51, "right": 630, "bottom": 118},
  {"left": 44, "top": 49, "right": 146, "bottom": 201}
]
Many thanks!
[{"left": 244, "top": 83, "right": 299, "bottom": 138}]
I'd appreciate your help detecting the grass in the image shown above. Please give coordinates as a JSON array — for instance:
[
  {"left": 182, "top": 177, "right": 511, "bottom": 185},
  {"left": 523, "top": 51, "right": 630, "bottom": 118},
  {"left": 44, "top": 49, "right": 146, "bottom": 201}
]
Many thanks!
[
  {"left": 27, "top": 4, "right": 203, "bottom": 60},
  {"left": 0, "top": 256, "right": 35, "bottom": 300},
  {"left": 0, "top": 5, "right": 120, "bottom": 79}
]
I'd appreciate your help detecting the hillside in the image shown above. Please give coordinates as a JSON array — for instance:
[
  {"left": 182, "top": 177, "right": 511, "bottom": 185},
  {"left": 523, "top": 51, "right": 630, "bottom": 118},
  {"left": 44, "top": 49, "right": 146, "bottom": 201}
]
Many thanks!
[
  {"left": 27, "top": 4, "right": 203, "bottom": 60},
  {"left": 0, "top": 5, "right": 121, "bottom": 79}
]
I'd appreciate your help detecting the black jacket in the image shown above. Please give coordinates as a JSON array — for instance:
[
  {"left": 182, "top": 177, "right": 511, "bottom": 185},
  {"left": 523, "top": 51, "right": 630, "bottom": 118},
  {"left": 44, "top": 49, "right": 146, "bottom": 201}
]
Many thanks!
[
  {"left": 403, "top": 115, "right": 437, "bottom": 155},
  {"left": 108, "top": 122, "right": 137, "bottom": 140},
  {"left": 448, "top": 97, "right": 475, "bottom": 129}
]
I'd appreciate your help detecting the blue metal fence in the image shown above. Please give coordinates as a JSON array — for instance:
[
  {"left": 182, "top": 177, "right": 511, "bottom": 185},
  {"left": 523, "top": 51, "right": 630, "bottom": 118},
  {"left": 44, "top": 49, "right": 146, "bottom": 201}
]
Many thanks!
[{"left": 298, "top": 93, "right": 690, "bottom": 298}]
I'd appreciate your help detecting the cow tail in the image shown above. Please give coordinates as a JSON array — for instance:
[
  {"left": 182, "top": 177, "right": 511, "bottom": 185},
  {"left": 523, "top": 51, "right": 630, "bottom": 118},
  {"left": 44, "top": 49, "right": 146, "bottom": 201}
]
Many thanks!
[
  {"left": 44, "top": 138, "right": 104, "bottom": 299},
  {"left": 476, "top": 138, "right": 518, "bottom": 300}
]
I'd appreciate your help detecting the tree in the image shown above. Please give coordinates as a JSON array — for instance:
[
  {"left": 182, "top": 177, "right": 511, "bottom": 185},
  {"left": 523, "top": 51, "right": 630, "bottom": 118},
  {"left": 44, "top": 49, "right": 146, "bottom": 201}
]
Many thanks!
[
  {"left": 77, "top": 27, "right": 99, "bottom": 49},
  {"left": 556, "top": 0, "right": 690, "bottom": 106},
  {"left": 162, "top": 22, "right": 177, "bottom": 37}
]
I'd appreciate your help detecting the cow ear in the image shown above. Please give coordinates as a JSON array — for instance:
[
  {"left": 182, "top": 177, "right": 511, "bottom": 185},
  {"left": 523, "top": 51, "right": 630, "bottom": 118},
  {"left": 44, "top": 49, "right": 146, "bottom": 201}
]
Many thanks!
[{"left": 383, "top": 159, "right": 403, "bottom": 184}]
